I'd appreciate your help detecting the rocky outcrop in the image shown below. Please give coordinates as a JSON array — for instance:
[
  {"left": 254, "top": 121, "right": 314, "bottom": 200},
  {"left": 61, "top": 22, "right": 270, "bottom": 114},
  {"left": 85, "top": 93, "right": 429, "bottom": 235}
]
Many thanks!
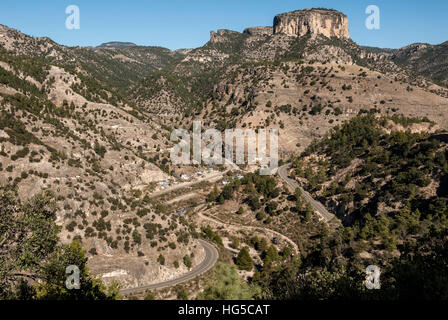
[
  {"left": 96, "top": 42, "right": 138, "bottom": 49},
  {"left": 243, "top": 27, "right": 273, "bottom": 37},
  {"left": 208, "top": 9, "right": 349, "bottom": 47},
  {"left": 273, "top": 8, "right": 350, "bottom": 39},
  {"left": 210, "top": 29, "right": 241, "bottom": 44}
]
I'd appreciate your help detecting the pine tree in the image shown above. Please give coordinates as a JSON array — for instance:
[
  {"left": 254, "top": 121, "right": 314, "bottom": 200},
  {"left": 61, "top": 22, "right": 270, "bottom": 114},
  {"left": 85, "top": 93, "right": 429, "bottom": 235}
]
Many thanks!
[
  {"left": 305, "top": 203, "right": 313, "bottom": 221},
  {"left": 263, "top": 245, "right": 279, "bottom": 267},
  {"left": 157, "top": 254, "right": 165, "bottom": 265},
  {"left": 236, "top": 247, "right": 253, "bottom": 271},
  {"left": 207, "top": 185, "right": 220, "bottom": 202}
]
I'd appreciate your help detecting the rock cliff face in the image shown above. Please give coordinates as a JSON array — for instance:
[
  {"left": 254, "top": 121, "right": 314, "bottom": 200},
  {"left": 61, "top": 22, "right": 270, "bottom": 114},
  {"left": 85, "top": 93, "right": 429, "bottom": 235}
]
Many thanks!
[
  {"left": 273, "top": 8, "right": 350, "bottom": 39},
  {"left": 243, "top": 27, "right": 273, "bottom": 36},
  {"left": 208, "top": 9, "right": 349, "bottom": 44},
  {"left": 210, "top": 29, "right": 241, "bottom": 44}
]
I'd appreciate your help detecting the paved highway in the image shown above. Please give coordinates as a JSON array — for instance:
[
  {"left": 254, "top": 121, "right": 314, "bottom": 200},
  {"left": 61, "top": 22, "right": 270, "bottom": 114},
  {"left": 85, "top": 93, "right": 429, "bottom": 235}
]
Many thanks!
[
  {"left": 278, "top": 164, "right": 339, "bottom": 225},
  {"left": 119, "top": 239, "right": 219, "bottom": 296}
]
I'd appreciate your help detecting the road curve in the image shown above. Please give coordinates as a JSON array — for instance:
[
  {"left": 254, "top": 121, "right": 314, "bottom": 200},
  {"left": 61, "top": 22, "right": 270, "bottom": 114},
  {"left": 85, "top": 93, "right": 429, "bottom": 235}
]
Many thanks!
[
  {"left": 278, "top": 164, "right": 339, "bottom": 225},
  {"left": 197, "top": 208, "right": 299, "bottom": 255},
  {"left": 119, "top": 239, "right": 219, "bottom": 296}
]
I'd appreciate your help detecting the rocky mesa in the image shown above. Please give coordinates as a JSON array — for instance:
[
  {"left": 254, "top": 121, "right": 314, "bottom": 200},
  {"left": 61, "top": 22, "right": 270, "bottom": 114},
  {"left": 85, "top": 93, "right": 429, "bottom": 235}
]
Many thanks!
[
  {"left": 209, "top": 8, "right": 350, "bottom": 45},
  {"left": 273, "top": 8, "right": 350, "bottom": 39}
]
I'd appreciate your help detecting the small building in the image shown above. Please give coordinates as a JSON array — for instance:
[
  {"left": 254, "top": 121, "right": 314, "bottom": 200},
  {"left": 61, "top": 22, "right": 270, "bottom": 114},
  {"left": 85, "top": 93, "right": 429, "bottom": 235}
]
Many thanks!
[
  {"left": 158, "top": 179, "right": 169, "bottom": 186},
  {"left": 176, "top": 208, "right": 188, "bottom": 216}
]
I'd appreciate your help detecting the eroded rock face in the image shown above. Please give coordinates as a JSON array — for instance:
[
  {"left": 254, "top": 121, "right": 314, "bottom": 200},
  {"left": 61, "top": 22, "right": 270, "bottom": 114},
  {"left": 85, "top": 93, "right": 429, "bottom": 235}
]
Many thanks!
[
  {"left": 210, "top": 29, "right": 241, "bottom": 44},
  {"left": 273, "top": 8, "right": 350, "bottom": 39},
  {"left": 243, "top": 27, "right": 273, "bottom": 37}
]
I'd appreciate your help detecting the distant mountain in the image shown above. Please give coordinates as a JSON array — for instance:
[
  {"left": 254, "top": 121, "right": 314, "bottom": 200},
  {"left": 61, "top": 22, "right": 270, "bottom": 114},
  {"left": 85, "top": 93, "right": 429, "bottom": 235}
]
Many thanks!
[
  {"left": 391, "top": 41, "right": 448, "bottom": 87},
  {"left": 0, "top": 24, "right": 184, "bottom": 92},
  {"left": 96, "top": 41, "right": 138, "bottom": 49},
  {"left": 130, "top": 8, "right": 448, "bottom": 123}
]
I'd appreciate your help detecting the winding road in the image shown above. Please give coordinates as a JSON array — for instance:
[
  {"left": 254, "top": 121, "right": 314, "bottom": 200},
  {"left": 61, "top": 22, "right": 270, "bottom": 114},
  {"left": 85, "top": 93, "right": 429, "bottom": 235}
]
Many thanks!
[
  {"left": 119, "top": 160, "right": 237, "bottom": 296},
  {"left": 278, "top": 164, "right": 339, "bottom": 225},
  {"left": 119, "top": 239, "right": 218, "bottom": 296},
  {"left": 120, "top": 162, "right": 334, "bottom": 296},
  {"left": 197, "top": 207, "right": 300, "bottom": 255}
]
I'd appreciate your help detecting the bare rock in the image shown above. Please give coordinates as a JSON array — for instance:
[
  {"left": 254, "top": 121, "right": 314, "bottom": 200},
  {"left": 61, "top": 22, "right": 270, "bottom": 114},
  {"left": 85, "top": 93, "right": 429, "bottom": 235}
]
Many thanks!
[
  {"left": 273, "top": 8, "right": 350, "bottom": 39},
  {"left": 243, "top": 27, "right": 273, "bottom": 37},
  {"left": 210, "top": 29, "right": 241, "bottom": 44}
]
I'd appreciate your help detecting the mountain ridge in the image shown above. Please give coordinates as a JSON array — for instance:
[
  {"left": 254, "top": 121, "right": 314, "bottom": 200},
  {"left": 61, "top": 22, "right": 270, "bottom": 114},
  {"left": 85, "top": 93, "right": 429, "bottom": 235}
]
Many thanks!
[{"left": 1, "top": 7, "right": 448, "bottom": 298}]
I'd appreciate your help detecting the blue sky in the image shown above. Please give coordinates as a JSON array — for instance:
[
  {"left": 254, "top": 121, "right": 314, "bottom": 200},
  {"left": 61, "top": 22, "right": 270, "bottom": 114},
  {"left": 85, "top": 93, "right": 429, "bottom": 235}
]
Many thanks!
[{"left": 0, "top": 0, "right": 447, "bottom": 50}]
